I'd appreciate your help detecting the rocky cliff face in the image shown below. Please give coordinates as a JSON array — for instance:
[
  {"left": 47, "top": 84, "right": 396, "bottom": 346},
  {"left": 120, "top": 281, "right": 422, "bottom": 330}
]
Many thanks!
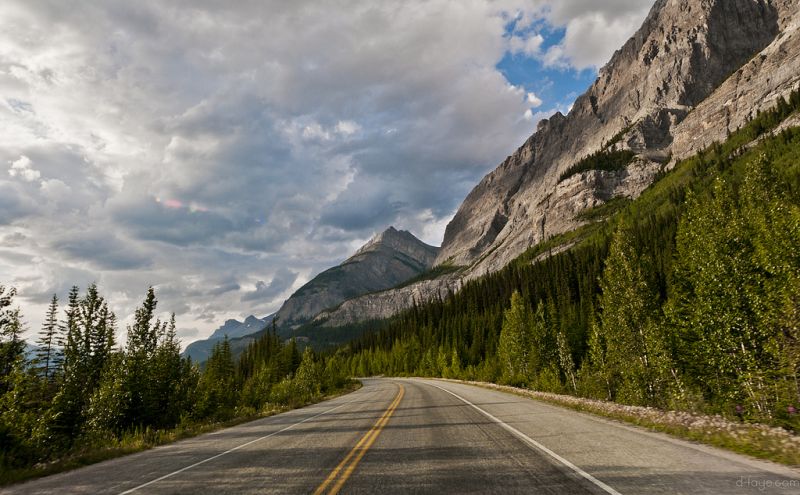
[
  {"left": 435, "top": 0, "right": 795, "bottom": 275},
  {"left": 274, "top": 227, "right": 438, "bottom": 328},
  {"left": 672, "top": 1, "right": 800, "bottom": 159},
  {"left": 315, "top": 272, "right": 462, "bottom": 327}
]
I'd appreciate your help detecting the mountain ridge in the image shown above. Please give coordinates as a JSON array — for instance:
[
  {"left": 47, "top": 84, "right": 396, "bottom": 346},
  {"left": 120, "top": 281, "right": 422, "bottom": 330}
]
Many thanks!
[
  {"left": 435, "top": 0, "right": 792, "bottom": 273},
  {"left": 304, "top": 0, "right": 800, "bottom": 327}
]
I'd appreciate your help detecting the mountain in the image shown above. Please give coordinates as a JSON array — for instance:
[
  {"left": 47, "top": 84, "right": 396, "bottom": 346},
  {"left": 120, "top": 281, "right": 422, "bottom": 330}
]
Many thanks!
[
  {"left": 436, "top": 0, "right": 798, "bottom": 273},
  {"left": 183, "top": 314, "right": 274, "bottom": 363},
  {"left": 309, "top": 0, "right": 800, "bottom": 327},
  {"left": 274, "top": 227, "right": 438, "bottom": 328}
]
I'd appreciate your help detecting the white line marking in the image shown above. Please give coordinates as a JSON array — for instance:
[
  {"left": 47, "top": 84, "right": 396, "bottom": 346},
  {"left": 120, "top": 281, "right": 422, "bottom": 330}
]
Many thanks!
[
  {"left": 119, "top": 400, "right": 354, "bottom": 494},
  {"left": 424, "top": 380, "right": 623, "bottom": 495}
]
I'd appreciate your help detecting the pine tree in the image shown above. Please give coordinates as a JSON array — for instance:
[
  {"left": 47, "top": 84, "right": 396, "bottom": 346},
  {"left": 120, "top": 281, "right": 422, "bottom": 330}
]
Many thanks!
[
  {"left": 0, "top": 286, "right": 24, "bottom": 395},
  {"left": 123, "top": 287, "right": 162, "bottom": 428},
  {"left": 35, "top": 294, "right": 60, "bottom": 382},
  {"left": 50, "top": 285, "right": 88, "bottom": 441}
]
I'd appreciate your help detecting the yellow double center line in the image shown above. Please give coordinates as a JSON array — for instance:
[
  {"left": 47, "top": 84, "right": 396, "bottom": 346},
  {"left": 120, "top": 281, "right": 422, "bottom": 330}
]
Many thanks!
[{"left": 314, "top": 383, "right": 405, "bottom": 495}]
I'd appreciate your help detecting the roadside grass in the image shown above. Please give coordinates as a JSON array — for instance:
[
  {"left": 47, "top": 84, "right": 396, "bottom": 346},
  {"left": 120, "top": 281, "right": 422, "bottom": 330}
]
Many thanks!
[
  {"left": 0, "top": 381, "right": 361, "bottom": 487},
  {"left": 443, "top": 379, "right": 800, "bottom": 467}
]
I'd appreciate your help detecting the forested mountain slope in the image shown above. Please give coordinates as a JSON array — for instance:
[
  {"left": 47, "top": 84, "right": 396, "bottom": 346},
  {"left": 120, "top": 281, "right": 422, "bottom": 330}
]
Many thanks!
[
  {"left": 311, "top": 0, "right": 800, "bottom": 328},
  {"left": 338, "top": 92, "right": 800, "bottom": 429}
]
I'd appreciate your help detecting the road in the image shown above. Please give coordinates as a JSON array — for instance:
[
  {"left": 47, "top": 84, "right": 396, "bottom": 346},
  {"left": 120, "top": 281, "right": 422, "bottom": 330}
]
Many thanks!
[{"left": 4, "top": 378, "right": 799, "bottom": 494}]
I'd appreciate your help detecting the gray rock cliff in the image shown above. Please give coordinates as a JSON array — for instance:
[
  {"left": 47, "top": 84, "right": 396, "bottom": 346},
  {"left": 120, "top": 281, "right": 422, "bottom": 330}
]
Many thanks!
[
  {"left": 672, "top": 1, "right": 800, "bottom": 159},
  {"left": 435, "top": 0, "right": 794, "bottom": 275}
]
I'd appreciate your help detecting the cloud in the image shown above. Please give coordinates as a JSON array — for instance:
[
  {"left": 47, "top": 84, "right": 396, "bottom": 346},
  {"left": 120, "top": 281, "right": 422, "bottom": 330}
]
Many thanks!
[
  {"left": 335, "top": 120, "right": 361, "bottom": 137},
  {"left": 8, "top": 155, "right": 40, "bottom": 182},
  {"left": 527, "top": 92, "right": 543, "bottom": 108},
  {"left": 538, "top": 0, "right": 654, "bottom": 70},
  {"left": 208, "top": 281, "right": 241, "bottom": 297},
  {"left": 1, "top": 232, "right": 27, "bottom": 247},
  {"left": 51, "top": 231, "right": 152, "bottom": 271},
  {"left": 509, "top": 33, "right": 545, "bottom": 57},
  {"left": 241, "top": 268, "right": 298, "bottom": 303},
  {"left": 177, "top": 327, "right": 199, "bottom": 338}
]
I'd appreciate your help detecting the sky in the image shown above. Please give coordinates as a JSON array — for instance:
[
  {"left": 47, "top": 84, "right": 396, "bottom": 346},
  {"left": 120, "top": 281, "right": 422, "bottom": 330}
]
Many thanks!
[{"left": 1, "top": 0, "right": 653, "bottom": 346}]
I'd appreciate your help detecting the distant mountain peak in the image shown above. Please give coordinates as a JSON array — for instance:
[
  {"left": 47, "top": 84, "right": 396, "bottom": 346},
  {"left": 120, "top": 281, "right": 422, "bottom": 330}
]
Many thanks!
[
  {"left": 274, "top": 225, "right": 440, "bottom": 328},
  {"left": 183, "top": 313, "right": 275, "bottom": 362},
  {"left": 353, "top": 226, "right": 436, "bottom": 259}
]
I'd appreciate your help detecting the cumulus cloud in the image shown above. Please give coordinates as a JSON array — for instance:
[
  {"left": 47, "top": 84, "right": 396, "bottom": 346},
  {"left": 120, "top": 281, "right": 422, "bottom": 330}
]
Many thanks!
[
  {"left": 8, "top": 155, "right": 40, "bottom": 182},
  {"left": 241, "top": 268, "right": 299, "bottom": 303},
  {"left": 537, "top": 0, "right": 654, "bottom": 70},
  {"left": 509, "top": 33, "right": 545, "bottom": 57},
  {"left": 0, "top": 0, "right": 655, "bottom": 346},
  {"left": 527, "top": 92, "right": 543, "bottom": 108},
  {"left": 335, "top": 120, "right": 361, "bottom": 137},
  {"left": 208, "top": 281, "right": 241, "bottom": 297}
]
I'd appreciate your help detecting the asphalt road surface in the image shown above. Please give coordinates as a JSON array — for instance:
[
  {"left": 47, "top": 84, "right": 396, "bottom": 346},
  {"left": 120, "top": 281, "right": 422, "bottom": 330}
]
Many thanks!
[{"left": 4, "top": 378, "right": 799, "bottom": 494}]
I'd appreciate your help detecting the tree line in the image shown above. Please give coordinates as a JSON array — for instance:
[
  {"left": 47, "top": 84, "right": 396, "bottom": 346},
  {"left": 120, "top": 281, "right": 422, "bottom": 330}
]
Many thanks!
[{"left": 0, "top": 286, "right": 350, "bottom": 476}]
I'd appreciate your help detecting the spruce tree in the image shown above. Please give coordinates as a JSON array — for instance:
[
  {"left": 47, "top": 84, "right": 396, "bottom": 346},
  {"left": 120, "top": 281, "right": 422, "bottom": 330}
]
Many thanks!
[
  {"left": 35, "top": 294, "right": 60, "bottom": 382},
  {"left": 123, "top": 287, "right": 161, "bottom": 428},
  {"left": 197, "top": 337, "right": 236, "bottom": 419},
  {"left": 50, "top": 285, "right": 88, "bottom": 441},
  {"left": 152, "top": 314, "right": 186, "bottom": 427},
  {"left": 0, "top": 286, "right": 24, "bottom": 395}
]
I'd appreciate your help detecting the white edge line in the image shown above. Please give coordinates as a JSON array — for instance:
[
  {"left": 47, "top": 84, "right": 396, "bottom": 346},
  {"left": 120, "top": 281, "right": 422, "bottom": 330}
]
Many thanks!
[
  {"left": 118, "top": 400, "right": 354, "bottom": 494},
  {"left": 424, "top": 380, "right": 623, "bottom": 495}
]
